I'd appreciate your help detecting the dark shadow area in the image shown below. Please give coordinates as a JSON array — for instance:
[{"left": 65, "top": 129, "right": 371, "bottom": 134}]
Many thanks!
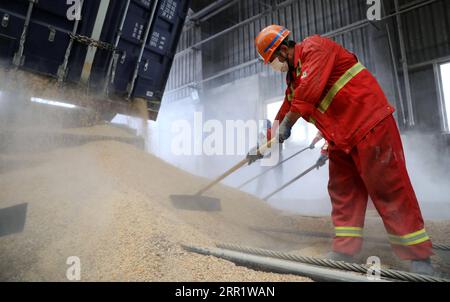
[
  {"left": 0, "top": 203, "right": 28, "bottom": 237},
  {"left": 170, "top": 195, "right": 222, "bottom": 212}
]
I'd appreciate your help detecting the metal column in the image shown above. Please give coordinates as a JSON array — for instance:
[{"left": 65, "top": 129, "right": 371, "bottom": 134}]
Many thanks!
[
  {"left": 394, "top": 0, "right": 415, "bottom": 127},
  {"left": 433, "top": 63, "right": 449, "bottom": 133},
  {"left": 386, "top": 22, "right": 407, "bottom": 126}
]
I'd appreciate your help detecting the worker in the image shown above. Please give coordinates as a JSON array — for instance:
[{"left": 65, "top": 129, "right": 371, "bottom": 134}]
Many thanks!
[{"left": 253, "top": 25, "right": 435, "bottom": 275}]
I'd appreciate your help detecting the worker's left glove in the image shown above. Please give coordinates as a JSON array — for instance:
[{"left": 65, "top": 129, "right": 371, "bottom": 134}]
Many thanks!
[
  {"left": 246, "top": 145, "right": 264, "bottom": 165},
  {"left": 316, "top": 154, "right": 329, "bottom": 169},
  {"left": 277, "top": 116, "right": 293, "bottom": 143}
]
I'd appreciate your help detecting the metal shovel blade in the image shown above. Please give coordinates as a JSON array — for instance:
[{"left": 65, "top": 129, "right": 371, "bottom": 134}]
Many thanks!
[
  {"left": 0, "top": 203, "right": 28, "bottom": 238},
  {"left": 170, "top": 194, "right": 222, "bottom": 212}
]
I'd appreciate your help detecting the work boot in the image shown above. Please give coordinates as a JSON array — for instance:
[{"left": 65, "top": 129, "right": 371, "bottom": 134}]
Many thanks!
[
  {"left": 410, "top": 258, "right": 435, "bottom": 276},
  {"left": 325, "top": 251, "right": 355, "bottom": 263}
]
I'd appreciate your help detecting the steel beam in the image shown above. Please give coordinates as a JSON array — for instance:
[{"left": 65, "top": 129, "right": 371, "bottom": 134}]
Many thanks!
[
  {"left": 188, "top": 0, "right": 230, "bottom": 21},
  {"left": 167, "top": 0, "right": 442, "bottom": 101}
]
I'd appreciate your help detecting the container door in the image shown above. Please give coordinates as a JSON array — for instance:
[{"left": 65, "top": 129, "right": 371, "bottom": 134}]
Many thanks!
[
  {"left": 98, "top": 0, "right": 191, "bottom": 120},
  {"left": 0, "top": 0, "right": 100, "bottom": 79}
]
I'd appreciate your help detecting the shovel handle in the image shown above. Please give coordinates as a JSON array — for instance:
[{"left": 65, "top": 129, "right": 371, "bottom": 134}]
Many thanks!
[
  {"left": 196, "top": 138, "right": 277, "bottom": 196},
  {"left": 263, "top": 162, "right": 319, "bottom": 200}
]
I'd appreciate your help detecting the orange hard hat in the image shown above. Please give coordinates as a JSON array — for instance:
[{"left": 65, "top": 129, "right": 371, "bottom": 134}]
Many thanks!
[{"left": 255, "top": 25, "right": 291, "bottom": 64}]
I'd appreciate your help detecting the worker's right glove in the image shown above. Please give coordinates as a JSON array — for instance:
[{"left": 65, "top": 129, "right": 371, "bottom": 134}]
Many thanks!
[
  {"left": 246, "top": 145, "right": 264, "bottom": 165},
  {"left": 309, "top": 131, "right": 324, "bottom": 149},
  {"left": 277, "top": 116, "right": 293, "bottom": 143},
  {"left": 316, "top": 140, "right": 329, "bottom": 169}
]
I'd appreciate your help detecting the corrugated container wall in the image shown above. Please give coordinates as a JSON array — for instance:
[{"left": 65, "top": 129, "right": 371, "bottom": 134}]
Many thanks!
[
  {"left": 0, "top": 0, "right": 100, "bottom": 79},
  {"left": 0, "top": 0, "right": 192, "bottom": 121}
]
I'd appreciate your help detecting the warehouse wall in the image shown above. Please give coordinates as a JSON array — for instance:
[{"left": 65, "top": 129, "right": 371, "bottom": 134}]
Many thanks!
[
  {"left": 201, "top": 0, "right": 374, "bottom": 82},
  {"left": 164, "top": 0, "right": 375, "bottom": 104},
  {"left": 393, "top": 0, "right": 450, "bottom": 66},
  {"left": 384, "top": 0, "right": 450, "bottom": 132},
  {"left": 409, "top": 66, "right": 441, "bottom": 131},
  {"left": 164, "top": 0, "right": 450, "bottom": 132}
]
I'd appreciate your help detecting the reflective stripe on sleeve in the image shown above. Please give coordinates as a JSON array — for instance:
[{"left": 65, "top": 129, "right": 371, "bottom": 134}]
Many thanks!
[
  {"left": 318, "top": 62, "right": 366, "bottom": 113},
  {"left": 287, "top": 83, "right": 295, "bottom": 102}
]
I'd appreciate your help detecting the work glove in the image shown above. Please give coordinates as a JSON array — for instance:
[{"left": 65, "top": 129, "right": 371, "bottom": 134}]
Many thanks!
[
  {"left": 246, "top": 145, "right": 264, "bottom": 165},
  {"left": 316, "top": 141, "right": 329, "bottom": 169},
  {"left": 309, "top": 131, "right": 324, "bottom": 149},
  {"left": 316, "top": 154, "right": 329, "bottom": 169},
  {"left": 277, "top": 116, "right": 292, "bottom": 144}
]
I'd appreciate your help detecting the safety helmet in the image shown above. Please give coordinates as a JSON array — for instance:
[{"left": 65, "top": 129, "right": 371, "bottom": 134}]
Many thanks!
[{"left": 255, "top": 25, "right": 291, "bottom": 64}]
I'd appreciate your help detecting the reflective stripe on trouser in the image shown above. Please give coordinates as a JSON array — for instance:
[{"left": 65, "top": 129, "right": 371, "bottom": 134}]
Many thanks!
[
  {"left": 388, "top": 229, "right": 430, "bottom": 246},
  {"left": 328, "top": 116, "right": 433, "bottom": 260},
  {"left": 335, "top": 226, "right": 363, "bottom": 238}
]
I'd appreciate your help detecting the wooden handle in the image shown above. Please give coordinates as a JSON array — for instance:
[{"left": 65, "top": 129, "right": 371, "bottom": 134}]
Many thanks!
[{"left": 196, "top": 138, "right": 277, "bottom": 196}]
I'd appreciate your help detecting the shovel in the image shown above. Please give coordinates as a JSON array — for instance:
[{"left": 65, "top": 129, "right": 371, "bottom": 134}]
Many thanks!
[
  {"left": 0, "top": 203, "right": 28, "bottom": 237},
  {"left": 170, "top": 138, "right": 277, "bottom": 211},
  {"left": 237, "top": 146, "right": 311, "bottom": 189}
]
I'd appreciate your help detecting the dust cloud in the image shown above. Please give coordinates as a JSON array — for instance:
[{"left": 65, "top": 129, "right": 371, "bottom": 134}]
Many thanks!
[
  {"left": 136, "top": 76, "right": 450, "bottom": 221},
  {"left": 0, "top": 69, "right": 316, "bottom": 281}
]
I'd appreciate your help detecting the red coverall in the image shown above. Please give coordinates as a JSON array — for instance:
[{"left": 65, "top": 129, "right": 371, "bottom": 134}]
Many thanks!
[{"left": 274, "top": 35, "right": 432, "bottom": 260}]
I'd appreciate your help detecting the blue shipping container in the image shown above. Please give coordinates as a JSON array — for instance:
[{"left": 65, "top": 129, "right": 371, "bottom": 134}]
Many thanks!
[
  {"left": 91, "top": 0, "right": 191, "bottom": 120},
  {"left": 0, "top": 0, "right": 100, "bottom": 79},
  {"left": 0, "top": 0, "right": 191, "bottom": 121}
]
